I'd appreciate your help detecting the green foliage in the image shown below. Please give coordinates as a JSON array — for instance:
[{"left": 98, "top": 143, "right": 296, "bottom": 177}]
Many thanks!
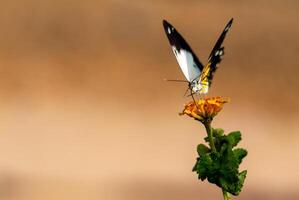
[
  {"left": 197, "top": 144, "right": 210, "bottom": 156},
  {"left": 193, "top": 128, "right": 247, "bottom": 196}
]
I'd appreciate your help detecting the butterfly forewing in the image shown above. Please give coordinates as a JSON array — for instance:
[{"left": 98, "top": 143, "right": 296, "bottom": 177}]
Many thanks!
[
  {"left": 162, "top": 20, "right": 204, "bottom": 82},
  {"left": 201, "top": 18, "right": 233, "bottom": 86},
  {"left": 208, "top": 18, "right": 233, "bottom": 60}
]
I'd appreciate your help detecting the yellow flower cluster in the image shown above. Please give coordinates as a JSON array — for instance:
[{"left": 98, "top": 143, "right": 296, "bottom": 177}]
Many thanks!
[{"left": 180, "top": 96, "right": 229, "bottom": 123}]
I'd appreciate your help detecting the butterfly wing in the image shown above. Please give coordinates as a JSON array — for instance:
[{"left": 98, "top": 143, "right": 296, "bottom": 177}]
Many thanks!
[
  {"left": 200, "top": 18, "right": 233, "bottom": 88},
  {"left": 163, "top": 20, "right": 204, "bottom": 82}
]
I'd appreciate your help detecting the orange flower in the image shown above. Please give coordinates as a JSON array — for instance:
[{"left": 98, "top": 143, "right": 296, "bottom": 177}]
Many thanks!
[{"left": 180, "top": 97, "right": 229, "bottom": 123}]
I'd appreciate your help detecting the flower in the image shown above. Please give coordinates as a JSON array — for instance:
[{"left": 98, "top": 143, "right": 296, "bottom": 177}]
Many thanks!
[{"left": 179, "top": 96, "right": 229, "bottom": 123}]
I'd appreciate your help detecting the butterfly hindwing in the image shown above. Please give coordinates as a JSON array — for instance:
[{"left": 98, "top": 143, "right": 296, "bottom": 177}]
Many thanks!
[{"left": 162, "top": 20, "right": 204, "bottom": 82}]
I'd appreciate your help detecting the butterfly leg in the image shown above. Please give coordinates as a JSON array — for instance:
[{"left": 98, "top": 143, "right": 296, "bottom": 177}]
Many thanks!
[
  {"left": 189, "top": 89, "right": 199, "bottom": 109},
  {"left": 183, "top": 87, "right": 191, "bottom": 97}
]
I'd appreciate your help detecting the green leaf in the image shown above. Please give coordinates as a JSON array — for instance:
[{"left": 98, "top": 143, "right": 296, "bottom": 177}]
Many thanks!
[
  {"left": 192, "top": 158, "right": 199, "bottom": 172},
  {"left": 233, "top": 148, "right": 248, "bottom": 164},
  {"left": 197, "top": 144, "right": 210, "bottom": 156},
  {"left": 196, "top": 153, "right": 213, "bottom": 181},
  {"left": 221, "top": 170, "right": 247, "bottom": 195},
  {"left": 236, "top": 170, "right": 247, "bottom": 195},
  {"left": 193, "top": 129, "right": 247, "bottom": 196},
  {"left": 212, "top": 128, "right": 224, "bottom": 137},
  {"left": 204, "top": 136, "right": 209, "bottom": 143},
  {"left": 226, "top": 131, "right": 242, "bottom": 147}
]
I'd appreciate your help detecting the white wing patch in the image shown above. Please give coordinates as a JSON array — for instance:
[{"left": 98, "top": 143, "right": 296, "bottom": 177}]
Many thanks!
[
  {"left": 215, "top": 49, "right": 224, "bottom": 56},
  {"left": 171, "top": 46, "right": 201, "bottom": 82}
]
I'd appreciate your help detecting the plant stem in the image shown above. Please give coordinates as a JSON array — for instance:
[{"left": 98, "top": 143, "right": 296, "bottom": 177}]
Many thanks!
[
  {"left": 203, "top": 121, "right": 216, "bottom": 153},
  {"left": 222, "top": 189, "right": 231, "bottom": 200},
  {"left": 204, "top": 122, "right": 230, "bottom": 200}
]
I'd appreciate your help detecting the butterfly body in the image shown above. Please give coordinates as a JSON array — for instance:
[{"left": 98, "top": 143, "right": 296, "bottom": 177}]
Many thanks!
[
  {"left": 163, "top": 18, "right": 233, "bottom": 96},
  {"left": 188, "top": 80, "right": 204, "bottom": 94}
]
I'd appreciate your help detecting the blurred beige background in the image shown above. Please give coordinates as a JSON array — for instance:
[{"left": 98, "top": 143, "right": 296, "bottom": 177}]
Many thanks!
[{"left": 0, "top": 0, "right": 298, "bottom": 199}]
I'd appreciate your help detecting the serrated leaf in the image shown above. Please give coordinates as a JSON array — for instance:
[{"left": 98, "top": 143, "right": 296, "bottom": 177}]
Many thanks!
[
  {"left": 233, "top": 148, "right": 248, "bottom": 164},
  {"left": 193, "top": 130, "right": 247, "bottom": 196},
  {"left": 226, "top": 131, "right": 242, "bottom": 147},
  {"left": 235, "top": 170, "right": 247, "bottom": 195},
  {"left": 192, "top": 158, "right": 199, "bottom": 172},
  {"left": 196, "top": 153, "right": 214, "bottom": 181}
]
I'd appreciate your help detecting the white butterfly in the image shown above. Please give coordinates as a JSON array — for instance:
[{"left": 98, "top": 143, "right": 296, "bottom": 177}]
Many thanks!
[{"left": 163, "top": 18, "right": 233, "bottom": 97}]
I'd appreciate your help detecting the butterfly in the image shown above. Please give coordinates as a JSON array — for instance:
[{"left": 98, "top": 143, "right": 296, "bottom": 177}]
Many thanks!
[{"left": 162, "top": 18, "right": 233, "bottom": 98}]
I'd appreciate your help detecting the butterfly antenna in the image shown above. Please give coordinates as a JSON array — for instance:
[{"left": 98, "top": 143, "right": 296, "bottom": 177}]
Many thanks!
[
  {"left": 191, "top": 93, "right": 199, "bottom": 109},
  {"left": 164, "top": 78, "right": 189, "bottom": 83},
  {"left": 189, "top": 87, "right": 199, "bottom": 109}
]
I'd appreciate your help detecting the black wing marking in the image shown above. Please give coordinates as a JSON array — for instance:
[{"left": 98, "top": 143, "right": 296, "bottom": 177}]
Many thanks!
[
  {"left": 162, "top": 20, "right": 204, "bottom": 82},
  {"left": 205, "top": 18, "right": 233, "bottom": 84},
  {"left": 208, "top": 18, "right": 233, "bottom": 60}
]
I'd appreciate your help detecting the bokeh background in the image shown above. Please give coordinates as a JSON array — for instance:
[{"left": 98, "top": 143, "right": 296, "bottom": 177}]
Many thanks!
[{"left": 0, "top": 0, "right": 298, "bottom": 199}]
